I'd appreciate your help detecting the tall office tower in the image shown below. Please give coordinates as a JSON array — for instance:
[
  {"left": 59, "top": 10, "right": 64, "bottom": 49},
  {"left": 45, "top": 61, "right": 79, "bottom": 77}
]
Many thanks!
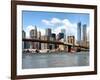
[
  {"left": 83, "top": 24, "right": 87, "bottom": 41},
  {"left": 22, "top": 30, "right": 26, "bottom": 49},
  {"left": 34, "top": 26, "right": 37, "bottom": 38},
  {"left": 77, "top": 22, "right": 81, "bottom": 45},
  {"left": 57, "top": 32, "right": 64, "bottom": 40},
  {"left": 30, "top": 26, "right": 37, "bottom": 39},
  {"left": 51, "top": 33, "right": 56, "bottom": 41},
  {"left": 45, "top": 28, "right": 52, "bottom": 49},
  {"left": 41, "top": 35, "right": 48, "bottom": 50},
  {"left": 30, "top": 26, "right": 38, "bottom": 49},
  {"left": 37, "top": 31, "right": 41, "bottom": 39},
  {"left": 30, "top": 29, "right": 35, "bottom": 38},
  {"left": 61, "top": 29, "right": 66, "bottom": 42},
  {"left": 37, "top": 31, "right": 41, "bottom": 49},
  {"left": 45, "top": 28, "right": 52, "bottom": 37},
  {"left": 82, "top": 24, "right": 88, "bottom": 47},
  {"left": 22, "top": 30, "right": 26, "bottom": 39},
  {"left": 50, "top": 33, "right": 56, "bottom": 49}
]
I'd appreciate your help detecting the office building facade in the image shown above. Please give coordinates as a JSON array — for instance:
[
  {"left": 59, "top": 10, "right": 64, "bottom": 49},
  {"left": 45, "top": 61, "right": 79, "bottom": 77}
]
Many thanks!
[
  {"left": 77, "top": 22, "right": 81, "bottom": 45},
  {"left": 22, "top": 30, "right": 26, "bottom": 49},
  {"left": 61, "top": 29, "right": 66, "bottom": 42}
]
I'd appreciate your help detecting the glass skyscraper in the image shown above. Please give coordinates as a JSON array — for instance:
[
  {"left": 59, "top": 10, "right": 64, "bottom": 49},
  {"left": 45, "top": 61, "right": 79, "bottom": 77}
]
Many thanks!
[{"left": 77, "top": 22, "right": 81, "bottom": 45}]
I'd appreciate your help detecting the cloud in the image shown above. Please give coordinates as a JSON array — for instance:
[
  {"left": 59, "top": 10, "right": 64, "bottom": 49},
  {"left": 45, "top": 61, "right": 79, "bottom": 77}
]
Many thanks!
[
  {"left": 42, "top": 20, "right": 52, "bottom": 26},
  {"left": 51, "top": 18, "right": 61, "bottom": 25},
  {"left": 42, "top": 17, "right": 77, "bottom": 40},
  {"left": 42, "top": 18, "right": 63, "bottom": 26},
  {"left": 52, "top": 25, "right": 77, "bottom": 40},
  {"left": 42, "top": 17, "right": 90, "bottom": 41}
]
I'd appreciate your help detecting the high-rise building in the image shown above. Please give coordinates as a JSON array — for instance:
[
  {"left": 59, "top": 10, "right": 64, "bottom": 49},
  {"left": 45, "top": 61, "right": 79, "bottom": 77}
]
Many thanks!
[
  {"left": 81, "top": 24, "right": 88, "bottom": 47},
  {"left": 41, "top": 35, "right": 48, "bottom": 49},
  {"left": 51, "top": 33, "right": 56, "bottom": 41},
  {"left": 50, "top": 33, "right": 56, "bottom": 49},
  {"left": 30, "top": 26, "right": 38, "bottom": 49},
  {"left": 61, "top": 29, "right": 66, "bottom": 42},
  {"left": 22, "top": 30, "right": 26, "bottom": 49},
  {"left": 37, "top": 31, "right": 41, "bottom": 39},
  {"left": 83, "top": 24, "right": 87, "bottom": 41},
  {"left": 30, "top": 26, "right": 37, "bottom": 39},
  {"left": 30, "top": 29, "right": 35, "bottom": 38},
  {"left": 22, "top": 30, "right": 26, "bottom": 39},
  {"left": 77, "top": 22, "right": 81, "bottom": 45},
  {"left": 57, "top": 33, "right": 64, "bottom": 41},
  {"left": 45, "top": 28, "right": 51, "bottom": 37},
  {"left": 37, "top": 31, "right": 41, "bottom": 49},
  {"left": 45, "top": 28, "right": 52, "bottom": 49}
]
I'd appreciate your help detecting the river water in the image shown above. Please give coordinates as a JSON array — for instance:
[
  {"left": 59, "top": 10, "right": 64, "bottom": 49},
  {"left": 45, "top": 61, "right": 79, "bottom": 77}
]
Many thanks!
[{"left": 22, "top": 52, "right": 89, "bottom": 69}]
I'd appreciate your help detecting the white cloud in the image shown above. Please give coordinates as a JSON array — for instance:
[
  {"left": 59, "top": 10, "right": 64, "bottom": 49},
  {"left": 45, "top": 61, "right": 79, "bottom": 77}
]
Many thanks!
[
  {"left": 51, "top": 18, "right": 61, "bottom": 25},
  {"left": 42, "top": 17, "right": 77, "bottom": 40},
  {"left": 42, "top": 18, "right": 62, "bottom": 26},
  {"left": 52, "top": 24, "right": 77, "bottom": 40},
  {"left": 42, "top": 20, "right": 52, "bottom": 26}
]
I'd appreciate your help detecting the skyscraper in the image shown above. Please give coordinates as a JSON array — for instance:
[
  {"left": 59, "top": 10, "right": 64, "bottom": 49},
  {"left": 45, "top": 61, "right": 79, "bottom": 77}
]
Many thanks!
[
  {"left": 37, "top": 31, "right": 41, "bottom": 49},
  {"left": 61, "top": 29, "right": 66, "bottom": 42},
  {"left": 30, "top": 29, "right": 35, "bottom": 38},
  {"left": 30, "top": 26, "right": 37, "bottom": 39},
  {"left": 41, "top": 35, "right": 48, "bottom": 50},
  {"left": 57, "top": 33, "right": 64, "bottom": 40},
  {"left": 22, "top": 30, "right": 26, "bottom": 39},
  {"left": 77, "top": 22, "right": 81, "bottom": 45},
  {"left": 30, "top": 26, "right": 38, "bottom": 49},
  {"left": 45, "top": 28, "right": 52, "bottom": 49},
  {"left": 50, "top": 33, "right": 56, "bottom": 49},
  {"left": 83, "top": 24, "right": 87, "bottom": 41},
  {"left": 22, "top": 30, "right": 26, "bottom": 49},
  {"left": 45, "top": 28, "right": 51, "bottom": 37}
]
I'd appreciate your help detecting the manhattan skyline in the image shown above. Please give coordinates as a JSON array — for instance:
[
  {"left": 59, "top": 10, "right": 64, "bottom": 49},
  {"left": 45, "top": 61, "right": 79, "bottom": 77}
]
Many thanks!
[{"left": 22, "top": 11, "right": 90, "bottom": 40}]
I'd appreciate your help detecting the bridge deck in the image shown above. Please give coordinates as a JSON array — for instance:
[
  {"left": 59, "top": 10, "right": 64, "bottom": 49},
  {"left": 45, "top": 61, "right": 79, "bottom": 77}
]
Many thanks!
[{"left": 22, "top": 38, "right": 89, "bottom": 49}]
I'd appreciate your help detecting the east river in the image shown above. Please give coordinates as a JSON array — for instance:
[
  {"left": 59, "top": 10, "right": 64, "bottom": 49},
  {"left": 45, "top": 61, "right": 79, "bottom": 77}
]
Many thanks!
[{"left": 22, "top": 52, "right": 89, "bottom": 69}]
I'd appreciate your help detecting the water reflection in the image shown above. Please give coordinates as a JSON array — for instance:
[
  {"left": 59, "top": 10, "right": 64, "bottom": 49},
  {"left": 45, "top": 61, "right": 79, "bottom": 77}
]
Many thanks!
[{"left": 22, "top": 52, "right": 89, "bottom": 69}]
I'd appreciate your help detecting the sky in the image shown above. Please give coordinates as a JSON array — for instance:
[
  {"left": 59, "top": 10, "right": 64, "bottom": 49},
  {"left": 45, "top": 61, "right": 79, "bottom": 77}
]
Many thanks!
[{"left": 22, "top": 11, "right": 90, "bottom": 40}]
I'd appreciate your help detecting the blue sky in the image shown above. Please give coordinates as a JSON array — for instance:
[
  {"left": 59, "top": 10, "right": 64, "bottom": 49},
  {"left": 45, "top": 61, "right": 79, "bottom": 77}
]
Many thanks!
[
  {"left": 23, "top": 11, "right": 89, "bottom": 29},
  {"left": 22, "top": 11, "right": 90, "bottom": 40}
]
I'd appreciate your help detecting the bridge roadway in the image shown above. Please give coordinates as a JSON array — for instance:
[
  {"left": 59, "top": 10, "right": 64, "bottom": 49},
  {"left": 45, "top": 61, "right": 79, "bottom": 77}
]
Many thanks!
[{"left": 22, "top": 38, "right": 89, "bottom": 49}]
